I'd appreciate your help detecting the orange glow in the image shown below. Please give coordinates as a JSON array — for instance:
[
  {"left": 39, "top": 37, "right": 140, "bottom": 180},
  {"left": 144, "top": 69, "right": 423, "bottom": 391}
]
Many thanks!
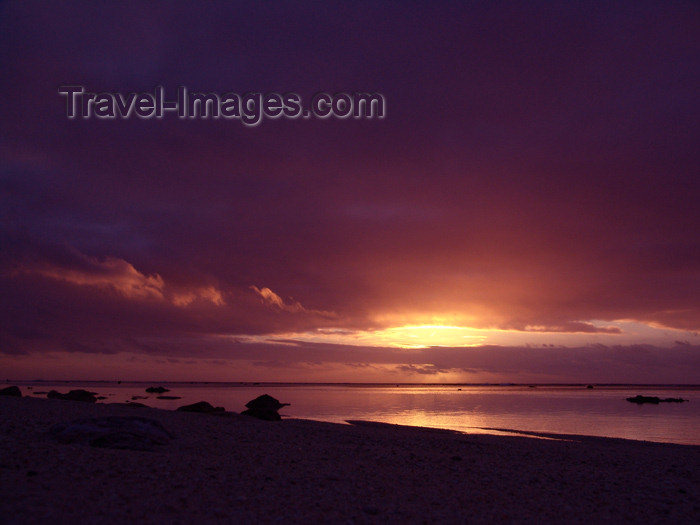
[
  {"left": 370, "top": 325, "right": 486, "bottom": 348},
  {"left": 14, "top": 256, "right": 227, "bottom": 308},
  {"left": 238, "top": 319, "right": 684, "bottom": 350},
  {"left": 172, "top": 286, "right": 226, "bottom": 307},
  {"left": 24, "top": 258, "right": 165, "bottom": 300},
  {"left": 238, "top": 324, "right": 485, "bottom": 348}
]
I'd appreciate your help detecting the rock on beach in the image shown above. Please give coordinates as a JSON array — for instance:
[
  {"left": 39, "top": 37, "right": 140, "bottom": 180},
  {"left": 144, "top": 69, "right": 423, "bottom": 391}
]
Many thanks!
[
  {"left": 48, "top": 416, "right": 173, "bottom": 450},
  {"left": 46, "top": 389, "right": 98, "bottom": 403},
  {"left": 241, "top": 394, "right": 290, "bottom": 421},
  {"left": 176, "top": 401, "right": 226, "bottom": 414},
  {"left": 0, "top": 385, "right": 22, "bottom": 397}
]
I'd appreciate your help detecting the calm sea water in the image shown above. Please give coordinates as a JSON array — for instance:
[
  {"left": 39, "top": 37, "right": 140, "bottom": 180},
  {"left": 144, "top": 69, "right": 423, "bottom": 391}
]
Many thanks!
[{"left": 14, "top": 382, "right": 700, "bottom": 446}]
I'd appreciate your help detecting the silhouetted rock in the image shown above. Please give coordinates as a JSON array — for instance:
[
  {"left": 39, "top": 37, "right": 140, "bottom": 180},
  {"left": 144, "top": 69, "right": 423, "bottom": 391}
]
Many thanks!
[
  {"left": 145, "top": 386, "right": 169, "bottom": 393},
  {"left": 49, "top": 416, "right": 172, "bottom": 450},
  {"left": 156, "top": 395, "right": 182, "bottom": 400},
  {"left": 245, "top": 394, "right": 289, "bottom": 411},
  {"left": 241, "top": 394, "right": 290, "bottom": 421},
  {"left": 47, "top": 389, "right": 98, "bottom": 403},
  {"left": 177, "top": 401, "right": 225, "bottom": 414},
  {"left": 0, "top": 386, "right": 21, "bottom": 397},
  {"left": 626, "top": 395, "right": 688, "bottom": 404},
  {"left": 627, "top": 395, "right": 660, "bottom": 404}
]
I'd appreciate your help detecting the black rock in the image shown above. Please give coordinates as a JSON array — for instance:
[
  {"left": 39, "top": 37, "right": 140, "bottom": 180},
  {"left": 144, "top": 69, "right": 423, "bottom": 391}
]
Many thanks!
[
  {"left": 0, "top": 385, "right": 21, "bottom": 397},
  {"left": 47, "top": 389, "right": 98, "bottom": 403},
  {"left": 156, "top": 395, "right": 182, "bottom": 400},
  {"left": 49, "top": 416, "right": 173, "bottom": 450},
  {"left": 244, "top": 394, "right": 290, "bottom": 411},
  {"left": 241, "top": 394, "right": 289, "bottom": 421},
  {"left": 627, "top": 395, "right": 660, "bottom": 404},
  {"left": 145, "top": 386, "right": 170, "bottom": 394},
  {"left": 626, "top": 395, "right": 689, "bottom": 404},
  {"left": 176, "top": 401, "right": 225, "bottom": 414}
]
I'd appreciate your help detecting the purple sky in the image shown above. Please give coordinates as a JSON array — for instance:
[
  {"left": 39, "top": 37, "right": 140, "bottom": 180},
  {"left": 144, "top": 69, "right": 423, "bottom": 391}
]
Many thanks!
[{"left": 1, "top": 1, "right": 699, "bottom": 382}]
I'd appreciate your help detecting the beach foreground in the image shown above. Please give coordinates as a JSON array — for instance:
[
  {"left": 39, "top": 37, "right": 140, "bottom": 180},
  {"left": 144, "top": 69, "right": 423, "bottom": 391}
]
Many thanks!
[{"left": 2, "top": 396, "right": 699, "bottom": 524}]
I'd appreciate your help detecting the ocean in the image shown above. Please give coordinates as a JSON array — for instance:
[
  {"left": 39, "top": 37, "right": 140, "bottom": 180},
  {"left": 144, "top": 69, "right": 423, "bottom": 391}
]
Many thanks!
[{"left": 13, "top": 382, "right": 700, "bottom": 446}]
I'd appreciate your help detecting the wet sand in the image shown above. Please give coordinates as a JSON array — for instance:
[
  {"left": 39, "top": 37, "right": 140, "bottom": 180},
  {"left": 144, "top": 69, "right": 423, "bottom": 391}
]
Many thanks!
[{"left": 1, "top": 395, "right": 699, "bottom": 524}]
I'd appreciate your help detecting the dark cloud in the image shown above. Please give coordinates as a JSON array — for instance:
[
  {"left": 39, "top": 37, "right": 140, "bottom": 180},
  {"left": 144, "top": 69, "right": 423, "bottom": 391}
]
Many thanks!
[{"left": 1, "top": 1, "right": 699, "bottom": 380}]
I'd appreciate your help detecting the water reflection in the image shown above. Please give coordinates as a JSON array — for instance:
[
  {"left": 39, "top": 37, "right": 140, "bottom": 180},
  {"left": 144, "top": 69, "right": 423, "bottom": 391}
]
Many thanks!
[{"left": 17, "top": 382, "right": 700, "bottom": 445}]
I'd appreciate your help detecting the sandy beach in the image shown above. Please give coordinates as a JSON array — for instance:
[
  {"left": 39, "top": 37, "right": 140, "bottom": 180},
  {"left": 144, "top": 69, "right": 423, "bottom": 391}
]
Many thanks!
[{"left": 2, "top": 395, "right": 699, "bottom": 524}]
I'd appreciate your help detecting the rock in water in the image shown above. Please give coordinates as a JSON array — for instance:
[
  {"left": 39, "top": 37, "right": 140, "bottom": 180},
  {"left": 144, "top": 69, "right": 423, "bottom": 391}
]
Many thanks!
[
  {"left": 0, "top": 385, "right": 21, "bottom": 397},
  {"left": 49, "top": 416, "right": 173, "bottom": 450},
  {"left": 627, "top": 395, "right": 661, "bottom": 404},
  {"left": 241, "top": 394, "right": 290, "bottom": 421},
  {"left": 244, "top": 394, "right": 290, "bottom": 411},
  {"left": 177, "top": 401, "right": 225, "bottom": 414},
  {"left": 145, "top": 386, "right": 170, "bottom": 393},
  {"left": 626, "top": 395, "right": 689, "bottom": 404},
  {"left": 47, "top": 389, "right": 98, "bottom": 403}
]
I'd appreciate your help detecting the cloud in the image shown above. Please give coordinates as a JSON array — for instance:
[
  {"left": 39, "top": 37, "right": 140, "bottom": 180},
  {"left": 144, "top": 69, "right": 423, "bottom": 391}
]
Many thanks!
[
  {"left": 6, "top": 338, "right": 700, "bottom": 383},
  {"left": 1, "top": 2, "right": 699, "bottom": 381},
  {"left": 16, "top": 254, "right": 165, "bottom": 300},
  {"left": 394, "top": 364, "right": 450, "bottom": 376},
  {"left": 9, "top": 247, "right": 226, "bottom": 308},
  {"left": 252, "top": 286, "right": 305, "bottom": 312},
  {"left": 521, "top": 322, "right": 622, "bottom": 334},
  {"left": 251, "top": 286, "right": 336, "bottom": 319},
  {"left": 171, "top": 286, "right": 226, "bottom": 307}
]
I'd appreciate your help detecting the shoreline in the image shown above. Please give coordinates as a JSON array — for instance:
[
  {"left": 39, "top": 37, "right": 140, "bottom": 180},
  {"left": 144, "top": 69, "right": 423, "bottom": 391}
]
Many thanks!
[
  {"left": 2, "top": 396, "right": 699, "bottom": 524},
  {"left": 7, "top": 382, "right": 699, "bottom": 446}
]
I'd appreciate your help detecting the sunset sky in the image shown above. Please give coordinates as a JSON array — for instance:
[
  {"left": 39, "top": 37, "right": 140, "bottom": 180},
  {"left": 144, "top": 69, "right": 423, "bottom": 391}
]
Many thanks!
[{"left": 1, "top": 1, "right": 699, "bottom": 383}]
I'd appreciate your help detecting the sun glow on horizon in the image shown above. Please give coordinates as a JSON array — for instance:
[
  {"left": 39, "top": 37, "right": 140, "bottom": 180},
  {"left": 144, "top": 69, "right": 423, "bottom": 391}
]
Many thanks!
[
  {"left": 370, "top": 325, "right": 487, "bottom": 348},
  {"left": 230, "top": 318, "right": 692, "bottom": 350},
  {"left": 230, "top": 324, "right": 486, "bottom": 348}
]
